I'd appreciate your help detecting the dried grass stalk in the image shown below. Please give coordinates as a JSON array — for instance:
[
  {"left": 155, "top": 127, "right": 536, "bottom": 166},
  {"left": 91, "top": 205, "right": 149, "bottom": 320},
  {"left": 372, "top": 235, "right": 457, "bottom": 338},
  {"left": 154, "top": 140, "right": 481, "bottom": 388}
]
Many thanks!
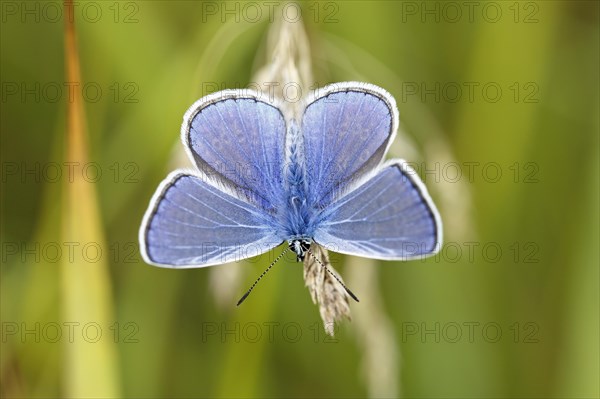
[{"left": 303, "top": 244, "right": 351, "bottom": 336}]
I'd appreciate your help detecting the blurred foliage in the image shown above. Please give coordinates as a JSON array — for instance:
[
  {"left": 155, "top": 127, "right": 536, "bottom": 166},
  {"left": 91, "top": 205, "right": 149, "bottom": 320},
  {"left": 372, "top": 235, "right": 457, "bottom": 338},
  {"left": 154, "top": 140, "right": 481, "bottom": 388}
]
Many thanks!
[{"left": 1, "top": 1, "right": 599, "bottom": 398}]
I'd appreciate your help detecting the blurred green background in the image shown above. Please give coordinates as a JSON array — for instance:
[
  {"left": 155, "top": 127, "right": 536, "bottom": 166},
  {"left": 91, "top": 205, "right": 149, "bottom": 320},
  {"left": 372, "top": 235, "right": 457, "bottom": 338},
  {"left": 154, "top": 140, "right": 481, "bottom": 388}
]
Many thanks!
[{"left": 1, "top": 1, "right": 599, "bottom": 398}]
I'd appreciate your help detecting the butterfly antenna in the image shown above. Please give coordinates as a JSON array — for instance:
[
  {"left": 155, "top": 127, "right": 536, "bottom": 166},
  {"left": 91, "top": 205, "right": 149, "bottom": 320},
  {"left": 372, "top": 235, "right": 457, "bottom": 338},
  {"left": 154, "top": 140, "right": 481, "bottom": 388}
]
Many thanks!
[
  {"left": 307, "top": 249, "right": 359, "bottom": 302},
  {"left": 237, "top": 248, "right": 289, "bottom": 306}
]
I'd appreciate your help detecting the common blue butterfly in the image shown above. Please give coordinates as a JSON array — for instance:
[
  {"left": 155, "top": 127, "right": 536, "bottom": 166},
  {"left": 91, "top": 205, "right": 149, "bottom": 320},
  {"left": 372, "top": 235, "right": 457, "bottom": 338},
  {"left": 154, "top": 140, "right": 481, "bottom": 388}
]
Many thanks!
[{"left": 139, "top": 82, "right": 442, "bottom": 302}]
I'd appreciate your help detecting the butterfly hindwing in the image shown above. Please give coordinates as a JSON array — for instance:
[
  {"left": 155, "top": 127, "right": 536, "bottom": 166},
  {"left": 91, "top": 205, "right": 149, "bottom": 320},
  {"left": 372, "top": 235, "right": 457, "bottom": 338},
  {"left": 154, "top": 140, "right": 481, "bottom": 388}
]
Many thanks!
[
  {"left": 301, "top": 82, "right": 398, "bottom": 208},
  {"left": 183, "top": 91, "right": 287, "bottom": 211}
]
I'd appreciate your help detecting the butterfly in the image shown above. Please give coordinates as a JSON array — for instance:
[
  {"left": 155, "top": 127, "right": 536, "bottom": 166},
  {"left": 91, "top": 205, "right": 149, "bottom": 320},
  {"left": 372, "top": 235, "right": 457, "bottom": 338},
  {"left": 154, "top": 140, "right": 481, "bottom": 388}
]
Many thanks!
[{"left": 139, "top": 82, "right": 442, "bottom": 303}]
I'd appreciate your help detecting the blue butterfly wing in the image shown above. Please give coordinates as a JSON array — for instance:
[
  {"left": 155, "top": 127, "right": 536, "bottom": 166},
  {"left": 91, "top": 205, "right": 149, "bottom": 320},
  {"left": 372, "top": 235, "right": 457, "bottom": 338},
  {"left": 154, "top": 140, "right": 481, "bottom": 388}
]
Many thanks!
[
  {"left": 140, "top": 172, "right": 282, "bottom": 267},
  {"left": 301, "top": 83, "right": 398, "bottom": 208},
  {"left": 313, "top": 161, "right": 442, "bottom": 260},
  {"left": 183, "top": 91, "right": 286, "bottom": 211}
]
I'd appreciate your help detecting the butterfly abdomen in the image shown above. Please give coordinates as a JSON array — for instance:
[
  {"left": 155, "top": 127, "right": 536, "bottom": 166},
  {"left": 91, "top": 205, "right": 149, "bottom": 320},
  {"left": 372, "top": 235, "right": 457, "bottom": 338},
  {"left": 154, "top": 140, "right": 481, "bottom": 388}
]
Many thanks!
[{"left": 281, "top": 120, "right": 314, "bottom": 237}]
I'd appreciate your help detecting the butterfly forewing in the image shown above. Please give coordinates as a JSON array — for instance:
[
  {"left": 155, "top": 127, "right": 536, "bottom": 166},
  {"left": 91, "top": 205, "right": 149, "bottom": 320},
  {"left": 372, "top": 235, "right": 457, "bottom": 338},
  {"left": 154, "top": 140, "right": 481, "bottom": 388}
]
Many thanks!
[
  {"left": 314, "top": 161, "right": 442, "bottom": 260},
  {"left": 140, "top": 172, "right": 281, "bottom": 267}
]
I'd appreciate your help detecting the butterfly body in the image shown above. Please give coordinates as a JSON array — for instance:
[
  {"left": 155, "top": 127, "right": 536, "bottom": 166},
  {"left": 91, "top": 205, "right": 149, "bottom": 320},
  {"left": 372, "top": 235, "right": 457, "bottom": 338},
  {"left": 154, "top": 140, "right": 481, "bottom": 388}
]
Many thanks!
[{"left": 280, "top": 119, "right": 314, "bottom": 240}]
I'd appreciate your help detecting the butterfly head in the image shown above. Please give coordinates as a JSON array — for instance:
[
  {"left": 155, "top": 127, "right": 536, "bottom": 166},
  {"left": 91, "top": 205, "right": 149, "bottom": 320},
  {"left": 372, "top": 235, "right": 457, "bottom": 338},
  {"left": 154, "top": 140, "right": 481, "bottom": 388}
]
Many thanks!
[{"left": 288, "top": 238, "right": 312, "bottom": 262}]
